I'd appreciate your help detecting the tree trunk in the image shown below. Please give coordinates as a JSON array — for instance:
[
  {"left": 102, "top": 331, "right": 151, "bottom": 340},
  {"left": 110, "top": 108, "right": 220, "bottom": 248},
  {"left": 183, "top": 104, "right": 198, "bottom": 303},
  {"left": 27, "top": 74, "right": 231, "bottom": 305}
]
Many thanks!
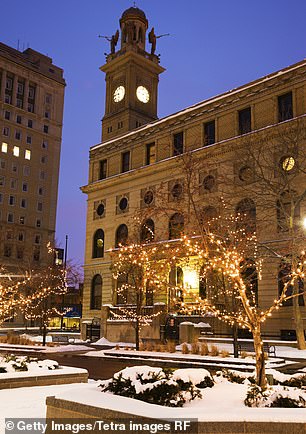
[
  {"left": 135, "top": 318, "right": 140, "bottom": 351},
  {"left": 232, "top": 322, "right": 239, "bottom": 358},
  {"left": 293, "top": 281, "right": 306, "bottom": 349},
  {"left": 252, "top": 325, "right": 267, "bottom": 389},
  {"left": 42, "top": 324, "right": 47, "bottom": 347}
]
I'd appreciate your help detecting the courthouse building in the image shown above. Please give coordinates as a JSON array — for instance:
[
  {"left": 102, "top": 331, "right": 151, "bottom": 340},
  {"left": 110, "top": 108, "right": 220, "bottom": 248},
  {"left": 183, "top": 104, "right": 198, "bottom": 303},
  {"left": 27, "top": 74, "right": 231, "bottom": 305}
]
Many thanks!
[{"left": 81, "top": 7, "right": 306, "bottom": 341}]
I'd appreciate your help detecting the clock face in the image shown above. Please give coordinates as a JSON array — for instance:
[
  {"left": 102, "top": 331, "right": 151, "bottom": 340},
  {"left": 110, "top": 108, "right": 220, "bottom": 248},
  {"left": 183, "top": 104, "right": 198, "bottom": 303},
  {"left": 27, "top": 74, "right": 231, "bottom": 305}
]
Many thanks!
[
  {"left": 113, "top": 86, "right": 125, "bottom": 103},
  {"left": 136, "top": 85, "right": 150, "bottom": 103}
]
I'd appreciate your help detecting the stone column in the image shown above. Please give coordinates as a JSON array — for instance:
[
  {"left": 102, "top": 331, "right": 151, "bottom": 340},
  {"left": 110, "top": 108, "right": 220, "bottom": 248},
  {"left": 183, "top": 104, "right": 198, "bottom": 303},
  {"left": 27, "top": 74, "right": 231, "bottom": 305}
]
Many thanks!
[{"left": 12, "top": 74, "right": 18, "bottom": 106}]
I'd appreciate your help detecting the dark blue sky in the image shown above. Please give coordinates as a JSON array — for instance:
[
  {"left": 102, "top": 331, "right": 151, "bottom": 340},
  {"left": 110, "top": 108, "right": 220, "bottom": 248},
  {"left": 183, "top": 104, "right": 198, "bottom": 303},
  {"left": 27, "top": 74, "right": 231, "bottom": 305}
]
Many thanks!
[{"left": 1, "top": 0, "right": 305, "bottom": 266}]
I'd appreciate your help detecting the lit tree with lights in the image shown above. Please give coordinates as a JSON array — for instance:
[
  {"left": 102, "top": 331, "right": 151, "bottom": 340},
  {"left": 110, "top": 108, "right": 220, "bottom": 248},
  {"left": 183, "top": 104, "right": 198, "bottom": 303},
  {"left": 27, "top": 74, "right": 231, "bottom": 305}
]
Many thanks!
[{"left": 110, "top": 239, "right": 191, "bottom": 350}]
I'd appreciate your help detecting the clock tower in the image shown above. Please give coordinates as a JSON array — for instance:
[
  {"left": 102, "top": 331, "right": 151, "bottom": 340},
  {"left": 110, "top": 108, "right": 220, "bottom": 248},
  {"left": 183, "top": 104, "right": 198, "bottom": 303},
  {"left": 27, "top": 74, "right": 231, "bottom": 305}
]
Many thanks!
[{"left": 101, "top": 7, "right": 165, "bottom": 141}]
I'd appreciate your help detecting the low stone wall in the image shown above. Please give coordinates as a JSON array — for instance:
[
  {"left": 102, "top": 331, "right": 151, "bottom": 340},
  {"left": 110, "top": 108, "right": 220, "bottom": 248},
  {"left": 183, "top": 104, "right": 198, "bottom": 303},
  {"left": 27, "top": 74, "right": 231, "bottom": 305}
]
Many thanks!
[
  {"left": 46, "top": 397, "right": 306, "bottom": 434},
  {"left": 0, "top": 369, "right": 88, "bottom": 390}
]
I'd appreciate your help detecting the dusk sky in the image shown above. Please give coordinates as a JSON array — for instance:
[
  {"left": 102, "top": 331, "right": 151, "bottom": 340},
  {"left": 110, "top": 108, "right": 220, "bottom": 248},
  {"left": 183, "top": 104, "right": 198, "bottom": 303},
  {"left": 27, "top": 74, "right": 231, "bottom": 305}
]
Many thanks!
[{"left": 1, "top": 0, "right": 305, "bottom": 267}]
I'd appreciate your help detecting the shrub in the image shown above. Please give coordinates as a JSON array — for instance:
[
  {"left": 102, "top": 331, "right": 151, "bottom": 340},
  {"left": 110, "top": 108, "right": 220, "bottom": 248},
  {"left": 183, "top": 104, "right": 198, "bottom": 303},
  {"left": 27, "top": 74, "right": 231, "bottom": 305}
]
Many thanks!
[
  {"left": 209, "top": 345, "right": 219, "bottom": 356},
  {"left": 100, "top": 366, "right": 204, "bottom": 407},
  {"left": 245, "top": 384, "right": 306, "bottom": 408},
  {"left": 240, "top": 351, "right": 249, "bottom": 358},
  {"left": 191, "top": 342, "right": 200, "bottom": 354},
  {"left": 166, "top": 340, "right": 176, "bottom": 353},
  {"left": 220, "top": 350, "right": 230, "bottom": 358},
  {"left": 200, "top": 342, "right": 209, "bottom": 356},
  {"left": 181, "top": 343, "right": 189, "bottom": 354}
]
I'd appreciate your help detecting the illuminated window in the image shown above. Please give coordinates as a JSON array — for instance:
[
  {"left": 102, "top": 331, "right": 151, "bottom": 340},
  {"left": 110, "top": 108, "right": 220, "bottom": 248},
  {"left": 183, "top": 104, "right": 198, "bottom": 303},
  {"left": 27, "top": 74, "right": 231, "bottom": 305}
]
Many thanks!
[
  {"left": 13, "top": 146, "right": 20, "bottom": 157},
  {"left": 25, "top": 150, "right": 31, "bottom": 160},
  {"left": 1, "top": 142, "right": 8, "bottom": 153}
]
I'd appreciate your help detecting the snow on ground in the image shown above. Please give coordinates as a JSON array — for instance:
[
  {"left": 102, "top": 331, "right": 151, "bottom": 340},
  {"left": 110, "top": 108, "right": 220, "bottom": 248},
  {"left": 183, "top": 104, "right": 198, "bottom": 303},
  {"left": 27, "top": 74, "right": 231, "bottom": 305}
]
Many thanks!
[
  {"left": 0, "top": 382, "right": 93, "bottom": 433},
  {"left": 49, "top": 379, "right": 306, "bottom": 423}
]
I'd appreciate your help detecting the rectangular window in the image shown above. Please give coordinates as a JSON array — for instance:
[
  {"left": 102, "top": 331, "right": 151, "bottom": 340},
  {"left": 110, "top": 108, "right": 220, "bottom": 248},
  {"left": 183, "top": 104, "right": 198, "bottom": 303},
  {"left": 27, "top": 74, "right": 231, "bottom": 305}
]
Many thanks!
[
  {"left": 38, "top": 187, "right": 43, "bottom": 195},
  {"left": 0, "top": 193, "right": 2, "bottom": 203},
  {"left": 44, "top": 111, "right": 50, "bottom": 119},
  {"left": 17, "top": 82, "right": 24, "bottom": 95},
  {"left": 13, "top": 146, "right": 20, "bottom": 157},
  {"left": 99, "top": 159, "right": 107, "bottom": 180},
  {"left": 34, "top": 234, "right": 41, "bottom": 244},
  {"left": 42, "top": 140, "right": 48, "bottom": 149},
  {"left": 25, "top": 150, "right": 31, "bottom": 160},
  {"left": 21, "top": 198, "right": 27, "bottom": 208},
  {"left": 45, "top": 94, "right": 52, "bottom": 104},
  {"left": 7, "top": 212, "right": 14, "bottom": 223},
  {"left": 10, "top": 179, "right": 17, "bottom": 189},
  {"left": 15, "top": 130, "right": 21, "bottom": 140},
  {"left": 20, "top": 216, "right": 25, "bottom": 225},
  {"left": 40, "top": 171, "right": 45, "bottom": 180},
  {"left": 16, "top": 115, "right": 22, "bottom": 124},
  {"left": 37, "top": 202, "right": 43, "bottom": 212},
  {"left": 146, "top": 142, "right": 156, "bottom": 165},
  {"left": 26, "top": 136, "right": 32, "bottom": 144},
  {"left": 238, "top": 107, "right": 251, "bottom": 135},
  {"left": 0, "top": 159, "right": 5, "bottom": 169},
  {"left": 0, "top": 176, "right": 4, "bottom": 186},
  {"left": 33, "top": 247, "right": 40, "bottom": 261},
  {"left": 173, "top": 132, "right": 184, "bottom": 156},
  {"left": 28, "top": 86, "right": 35, "bottom": 99},
  {"left": 28, "top": 103, "right": 34, "bottom": 113},
  {"left": 16, "top": 99, "right": 23, "bottom": 109},
  {"left": 4, "top": 111, "right": 10, "bottom": 120},
  {"left": 43, "top": 125, "right": 49, "bottom": 134},
  {"left": 36, "top": 219, "right": 41, "bottom": 228},
  {"left": 41, "top": 156, "right": 47, "bottom": 164},
  {"left": 1, "top": 142, "right": 8, "bottom": 153},
  {"left": 6, "top": 78, "right": 13, "bottom": 90},
  {"left": 204, "top": 121, "right": 215, "bottom": 146},
  {"left": 5, "top": 94, "right": 12, "bottom": 104},
  {"left": 278, "top": 92, "right": 293, "bottom": 122},
  {"left": 23, "top": 166, "right": 30, "bottom": 176},
  {"left": 22, "top": 182, "right": 28, "bottom": 192},
  {"left": 9, "top": 195, "right": 15, "bottom": 205},
  {"left": 12, "top": 163, "right": 18, "bottom": 173},
  {"left": 28, "top": 119, "right": 33, "bottom": 128},
  {"left": 3, "top": 127, "right": 10, "bottom": 136},
  {"left": 121, "top": 151, "right": 130, "bottom": 173},
  {"left": 16, "top": 248, "right": 24, "bottom": 259}
]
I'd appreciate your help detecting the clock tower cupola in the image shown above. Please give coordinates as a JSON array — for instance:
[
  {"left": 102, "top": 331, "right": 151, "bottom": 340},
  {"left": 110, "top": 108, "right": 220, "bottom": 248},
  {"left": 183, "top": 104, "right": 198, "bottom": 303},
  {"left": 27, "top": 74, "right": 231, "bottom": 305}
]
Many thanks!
[{"left": 101, "top": 7, "right": 165, "bottom": 141}]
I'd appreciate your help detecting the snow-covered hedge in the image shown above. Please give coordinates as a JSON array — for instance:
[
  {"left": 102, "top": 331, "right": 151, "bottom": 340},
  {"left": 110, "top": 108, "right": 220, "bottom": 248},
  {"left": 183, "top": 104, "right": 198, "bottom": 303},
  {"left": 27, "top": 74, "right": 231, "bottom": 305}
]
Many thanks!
[
  {"left": 100, "top": 366, "right": 214, "bottom": 407},
  {"left": 245, "top": 384, "right": 306, "bottom": 408},
  {"left": 0, "top": 355, "right": 59, "bottom": 373}
]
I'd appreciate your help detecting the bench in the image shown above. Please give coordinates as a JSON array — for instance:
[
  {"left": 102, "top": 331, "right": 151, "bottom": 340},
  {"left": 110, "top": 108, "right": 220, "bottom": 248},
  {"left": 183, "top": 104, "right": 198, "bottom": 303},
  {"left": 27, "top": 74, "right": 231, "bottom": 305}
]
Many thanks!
[
  {"left": 52, "top": 335, "right": 75, "bottom": 344},
  {"left": 238, "top": 342, "right": 276, "bottom": 357}
]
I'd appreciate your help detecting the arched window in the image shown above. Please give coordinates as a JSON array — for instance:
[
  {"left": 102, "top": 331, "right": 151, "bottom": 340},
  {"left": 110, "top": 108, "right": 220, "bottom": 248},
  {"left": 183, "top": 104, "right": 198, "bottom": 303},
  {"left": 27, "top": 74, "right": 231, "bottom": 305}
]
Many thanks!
[
  {"left": 115, "top": 224, "right": 128, "bottom": 247},
  {"left": 276, "top": 191, "right": 300, "bottom": 232},
  {"left": 236, "top": 198, "right": 256, "bottom": 234},
  {"left": 140, "top": 219, "right": 155, "bottom": 243},
  {"left": 116, "top": 273, "right": 128, "bottom": 305},
  {"left": 169, "top": 213, "right": 184, "bottom": 240},
  {"left": 240, "top": 259, "right": 258, "bottom": 306},
  {"left": 92, "top": 229, "right": 104, "bottom": 258},
  {"left": 138, "top": 28, "right": 143, "bottom": 43},
  {"left": 91, "top": 274, "right": 102, "bottom": 310},
  {"left": 278, "top": 260, "right": 304, "bottom": 306}
]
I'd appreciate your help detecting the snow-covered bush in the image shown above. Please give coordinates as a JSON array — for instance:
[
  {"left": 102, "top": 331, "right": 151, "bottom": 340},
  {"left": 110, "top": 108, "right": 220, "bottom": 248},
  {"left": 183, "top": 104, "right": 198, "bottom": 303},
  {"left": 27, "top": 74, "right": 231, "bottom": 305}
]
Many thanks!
[
  {"left": 266, "top": 369, "right": 306, "bottom": 388},
  {"left": 245, "top": 384, "right": 306, "bottom": 408},
  {"left": 100, "top": 366, "right": 211, "bottom": 407},
  {"left": 216, "top": 369, "right": 255, "bottom": 384},
  {"left": 0, "top": 355, "right": 58, "bottom": 373}
]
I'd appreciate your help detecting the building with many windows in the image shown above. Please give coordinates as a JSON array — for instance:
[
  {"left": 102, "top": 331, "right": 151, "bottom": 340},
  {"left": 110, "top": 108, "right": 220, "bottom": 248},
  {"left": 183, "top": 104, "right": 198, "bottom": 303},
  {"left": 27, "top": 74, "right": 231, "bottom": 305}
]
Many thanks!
[
  {"left": 81, "top": 7, "right": 306, "bottom": 342},
  {"left": 0, "top": 42, "right": 65, "bottom": 274}
]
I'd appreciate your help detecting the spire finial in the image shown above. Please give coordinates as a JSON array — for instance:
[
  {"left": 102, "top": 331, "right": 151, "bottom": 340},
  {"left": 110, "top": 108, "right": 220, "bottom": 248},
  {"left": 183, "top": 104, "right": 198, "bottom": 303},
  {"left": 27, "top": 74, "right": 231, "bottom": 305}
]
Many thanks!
[{"left": 133, "top": 1, "right": 136, "bottom": 7}]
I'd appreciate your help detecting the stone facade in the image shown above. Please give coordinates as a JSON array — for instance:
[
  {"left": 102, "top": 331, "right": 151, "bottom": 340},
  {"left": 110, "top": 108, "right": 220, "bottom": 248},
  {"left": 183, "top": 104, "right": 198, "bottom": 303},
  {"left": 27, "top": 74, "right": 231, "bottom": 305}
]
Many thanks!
[{"left": 81, "top": 7, "right": 306, "bottom": 341}]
